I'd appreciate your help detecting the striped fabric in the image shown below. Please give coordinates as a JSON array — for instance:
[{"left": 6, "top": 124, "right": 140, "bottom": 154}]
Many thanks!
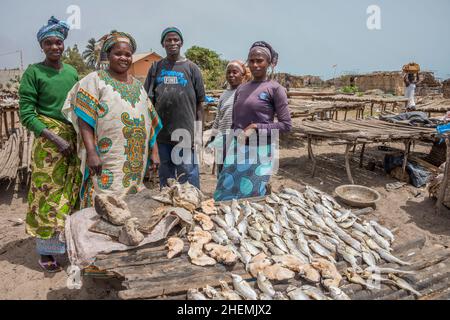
[{"left": 212, "top": 89, "right": 236, "bottom": 135}]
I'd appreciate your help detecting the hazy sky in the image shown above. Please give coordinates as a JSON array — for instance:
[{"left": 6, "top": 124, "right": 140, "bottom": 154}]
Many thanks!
[{"left": 1, "top": 0, "right": 449, "bottom": 79}]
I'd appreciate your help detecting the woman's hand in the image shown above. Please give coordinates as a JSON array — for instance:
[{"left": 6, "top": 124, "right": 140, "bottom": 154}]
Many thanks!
[
  {"left": 41, "top": 129, "right": 73, "bottom": 157},
  {"left": 86, "top": 151, "right": 102, "bottom": 176},
  {"left": 149, "top": 144, "right": 160, "bottom": 172},
  {"left": 244, "top": 123, "right": 258, "bottom": 137}
]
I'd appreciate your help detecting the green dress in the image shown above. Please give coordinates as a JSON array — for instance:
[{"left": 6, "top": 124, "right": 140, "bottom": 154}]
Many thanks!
[{"left": 19, "top": 63, "right": 82, "bottom": 241}]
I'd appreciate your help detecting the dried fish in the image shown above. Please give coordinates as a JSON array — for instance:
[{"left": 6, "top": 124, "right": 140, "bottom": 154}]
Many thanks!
[
  {"left": 194, "top": 212, "right": 214, "bottom": 231},
  {"left": 187, "top": 289, "right": 208, "bottom": 300},
  {"left": 257, "top": 272, "right": 276, "bottom": 297},
  {"left": 388, "top": 274, "right": 422, "bottom": 297},
  {"left": 95, "top": 195, "right": 131, "bottom": 226},
  {"left": 167, "top": 237, "right": 184, "bottom": 259},
  {"left": 370, "top": 220, "right": 395, "bottom": 243},
  {"left": 286, "top": 286, "right": 311, "bottom": 300},
  {"left": 187, "top": 227, "right": 212, "bottom": 245},
  {"left": 211, "top": 215, "right": 229, "bottom": 230},
  {"left": 219, "top": 281, "right": 242, "bottom": 300},
  {"left": 376, "top": 248, "right": 411, "bottom": 266},
  {"left": 345, "top": 269, "right": 378, "bottom": 290},
  {"left": 231, "top": 274, "right": 258, "bottom": 300},
  {"left": 204, "top": 243, "right": 238, "bottom": 265},
  {"left": 211, "top": 230, "right": 229, "bottom": 246},
  {"left": 365, "top": 266, "right": 415, "bottom": 275},
  {"left": 204, "top": 285, "right": 224, "bottom": 300},
  {"left": 329, "top": 286, "right": 351, "bottom": 300},
  {"left": 273, "top": 292, "right": 289, "bottom": 300},
  {"left": 272, "top": 236, "right": 289, "bottom": 253},
  {"left": 301, "top": 285, "right": 329, "bottom": 300},
  {"left": 263, "top": 264, "right": 296, "bottom": 281},
  {"left": 311, "top": 258, "right": 342, "bottom": 288},
  {"left": 118, "top": 218, "right": 144, "bottom": 246},
  {"left": 247, "top": 226, "right": 262, "bottom": 242},
  {"left": 309, "top": 240, "right": 336, "bottom": 263}
]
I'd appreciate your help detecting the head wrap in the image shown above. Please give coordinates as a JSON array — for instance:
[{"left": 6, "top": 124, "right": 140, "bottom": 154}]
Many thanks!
[
  {"left": 226, "top": 60, "right": 252, "bottom": 84},
  {"left": 161, "top": 27, "right": 184, "bottom": 45},
  {"left": 249, "top": 41, "right": 279, "bottom": 67},
  {"left": 227, "top": 60, "right": 246, "bottom": 75},
  {"left": 100, "top": 31, "right": 137, "bottom": 54},
  {"left": 37, "top": 16, "right": 70, "bottom": 44}
]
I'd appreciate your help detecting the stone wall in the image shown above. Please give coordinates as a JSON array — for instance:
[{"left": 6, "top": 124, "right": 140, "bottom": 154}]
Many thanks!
[
  {"left": 274, "top": 73, "right": 324, "bottom": 88},
  {"left": 327, "top": 71, "right": 442, "bottom": 96}
]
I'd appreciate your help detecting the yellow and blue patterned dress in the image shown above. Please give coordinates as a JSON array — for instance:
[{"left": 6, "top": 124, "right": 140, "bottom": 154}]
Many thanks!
[{"left": 63, "top": 70, "right": 162, "bottom": 208}]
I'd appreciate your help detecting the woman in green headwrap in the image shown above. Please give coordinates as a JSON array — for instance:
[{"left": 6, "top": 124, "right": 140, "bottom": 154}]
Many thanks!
[{"left": 19, "top": 16, "right": 81, "bottom": 272}]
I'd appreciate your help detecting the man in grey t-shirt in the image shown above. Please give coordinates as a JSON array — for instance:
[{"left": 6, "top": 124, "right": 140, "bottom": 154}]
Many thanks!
[{"left": 144, "top": 27, "right": 205, "bottom": 189}]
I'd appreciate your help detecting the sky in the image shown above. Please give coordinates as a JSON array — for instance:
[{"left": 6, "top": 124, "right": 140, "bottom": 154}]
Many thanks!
[{"left": 0, "top": 0, "right": 449, "bottom": 80}]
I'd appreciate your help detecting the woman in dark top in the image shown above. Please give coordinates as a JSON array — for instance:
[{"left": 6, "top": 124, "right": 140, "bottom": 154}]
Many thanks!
[{"left": 214, "top": 41, "right": 292, "bottom": 201}]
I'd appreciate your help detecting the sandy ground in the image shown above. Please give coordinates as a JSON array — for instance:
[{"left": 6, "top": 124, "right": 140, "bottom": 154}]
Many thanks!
[{"left": 1, "top": 126, "right": 450, "bottom": 300}]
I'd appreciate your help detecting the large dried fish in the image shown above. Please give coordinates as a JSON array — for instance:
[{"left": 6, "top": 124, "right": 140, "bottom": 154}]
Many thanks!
[
  {"left": 187, "top": 227, "right": 212, "bottom": 245},
  {"left": 95, "top": 195, "right": 131, "bottom": 226},
  {"left": 263, "top": 264, "right": 296, "bottom": 281},
  {"left": 118, "top": 218, "right": 144, "bottom": 246},
  {"left": 194, "top": 212, "right": 214, "bottom": 231},
  {"left": 311, "top": 258, "right": 342, "bottom": 288},
  {"left": 167, "top": 237, "right": 184, "bottom": 259},
  {"left": 204, "top": 243, "right": 238, "bottom": 265}
]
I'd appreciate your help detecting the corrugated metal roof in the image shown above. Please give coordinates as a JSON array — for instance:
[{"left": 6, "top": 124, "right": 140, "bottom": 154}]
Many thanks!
[{"left": 132, "top": 52, "right": 163, "bottom": 63}]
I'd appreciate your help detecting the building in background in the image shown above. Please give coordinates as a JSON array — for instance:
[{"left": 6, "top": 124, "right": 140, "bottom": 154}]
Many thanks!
[{"left": 130, "top": 52, "right": 163, "bottom": 82}]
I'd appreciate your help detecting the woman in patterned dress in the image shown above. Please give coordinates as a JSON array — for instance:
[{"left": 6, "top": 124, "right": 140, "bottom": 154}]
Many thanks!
[
  {"left": 63, "top": 32, "right": 162, "bottom": 208},
  {"left": 19, "top": 16, "right": 81, "bottom": 272}
]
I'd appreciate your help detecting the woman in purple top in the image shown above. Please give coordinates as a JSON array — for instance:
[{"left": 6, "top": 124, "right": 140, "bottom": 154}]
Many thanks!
[{"left": 214, "top": 41, "right": 292, "bottom": 201}]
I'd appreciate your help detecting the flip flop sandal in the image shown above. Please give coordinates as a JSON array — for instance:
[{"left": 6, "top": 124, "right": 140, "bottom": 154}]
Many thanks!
[{"left": 38, "top": 259, "right": 62, "bottom": 273}]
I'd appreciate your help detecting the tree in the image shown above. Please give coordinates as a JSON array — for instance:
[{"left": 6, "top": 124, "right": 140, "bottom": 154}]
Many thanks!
[
  {"left": 185, "top": 46, "right": 228, "bottom": 90},
  {"left": 83, "top": 38, "right": 98, "bottom": 69},
  {"left": 62, "top": 44, "right": 93, "bottom": 78}
]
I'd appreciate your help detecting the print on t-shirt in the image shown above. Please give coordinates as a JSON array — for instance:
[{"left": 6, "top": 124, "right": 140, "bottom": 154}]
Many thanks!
[{"left": 157, "top": 68, "right": 188, "bottom": 87}]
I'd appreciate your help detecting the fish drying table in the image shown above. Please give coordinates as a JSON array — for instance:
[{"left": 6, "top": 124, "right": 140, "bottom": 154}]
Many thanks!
[
  {"left": 288, "top": 100, "right": 366, "bottom": 120},
  {"left": 296, "top": 119, "right": 437, "bottom": 184},
  {"left": 87, "top": 234, "right": 450, "bottom": 300},
  {"left": 311, "top": 95, "right": 409, "bottom": 116}
]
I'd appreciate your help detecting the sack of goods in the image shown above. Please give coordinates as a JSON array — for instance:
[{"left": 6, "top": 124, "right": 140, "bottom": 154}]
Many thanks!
[{"left": 402, "top": 62, "right": 421, "bottom": 74}]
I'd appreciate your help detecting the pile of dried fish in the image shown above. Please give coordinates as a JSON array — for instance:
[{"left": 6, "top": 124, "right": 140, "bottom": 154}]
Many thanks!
[{"left": 175, "top": 185, "right": 419, "bottom": 300}]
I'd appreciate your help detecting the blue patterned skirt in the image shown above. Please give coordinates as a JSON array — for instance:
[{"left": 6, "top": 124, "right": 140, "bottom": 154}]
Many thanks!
[
  {"left": 214, "top": 138, "right": 273, "bottom": 201},
  {"left": 36, "top": 233, "right": 66, "bottom": 256}
]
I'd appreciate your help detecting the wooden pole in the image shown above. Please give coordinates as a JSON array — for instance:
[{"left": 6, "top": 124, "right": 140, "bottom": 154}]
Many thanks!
[
  {"left": 402, "top": 139, "right": 412, "bottom": 181},
  {"left": 345, "top": 143, "right": 355, "bottom": 184},
  {"left": 437, "top": 137, "right": 450, "bottom": 215},
  {"left": 308, "top": 136, "right": 317, "bottom": 177}
]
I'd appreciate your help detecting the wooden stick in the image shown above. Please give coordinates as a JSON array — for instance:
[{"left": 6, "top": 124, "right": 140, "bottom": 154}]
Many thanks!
[{"left": 345, "top": 143, "right": 355, "bottom": 184}]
